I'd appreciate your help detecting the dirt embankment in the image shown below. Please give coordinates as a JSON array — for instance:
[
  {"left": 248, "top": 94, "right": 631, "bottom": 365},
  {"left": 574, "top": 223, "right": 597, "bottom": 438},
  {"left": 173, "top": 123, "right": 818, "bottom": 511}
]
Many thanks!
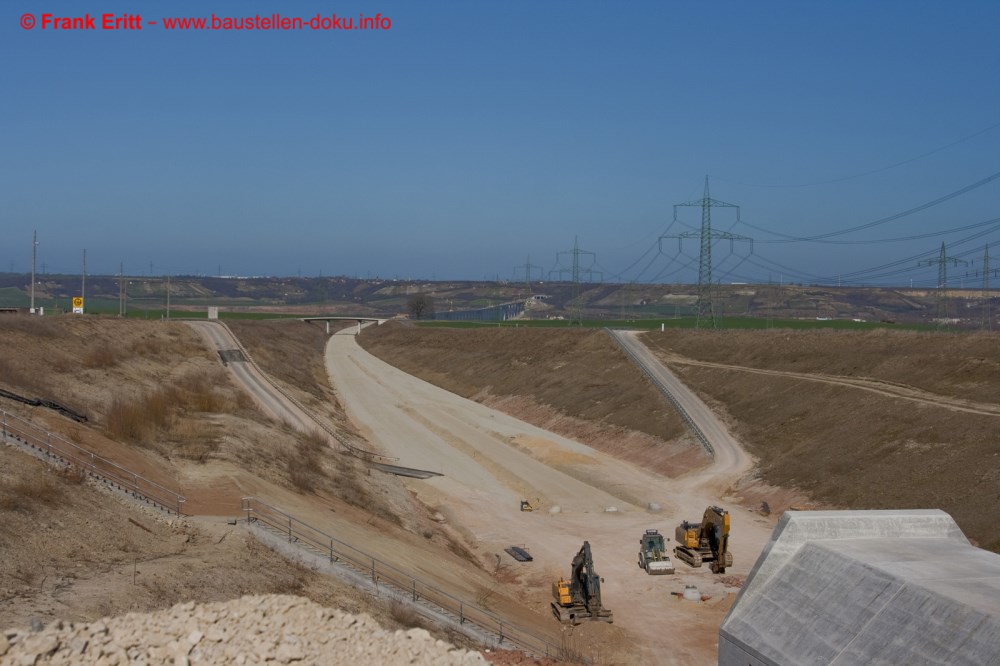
[
  {"left": 0, "top": 446, "right": 365, "bottom": 632},
  {"left": 0, "top": 316, "right": 571, "bottom": 664},
  {"left": 639, "top": 328, "right": 1000, "bottom": 551},
  {"left": 358, "top": 323, "right": 709, "bottom": 477}
]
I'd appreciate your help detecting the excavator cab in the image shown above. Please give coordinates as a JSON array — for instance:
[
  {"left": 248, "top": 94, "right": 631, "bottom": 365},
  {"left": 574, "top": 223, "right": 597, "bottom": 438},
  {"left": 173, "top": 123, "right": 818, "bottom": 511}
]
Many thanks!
[{"left": 551, "top": 541, "right": 613, "bottom": 624}]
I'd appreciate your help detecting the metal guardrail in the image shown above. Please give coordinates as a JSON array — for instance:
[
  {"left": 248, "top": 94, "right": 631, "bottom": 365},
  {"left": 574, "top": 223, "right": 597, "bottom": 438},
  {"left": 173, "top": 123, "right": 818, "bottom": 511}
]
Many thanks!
[
  {"left": 1, "top": 408, "right": 186, "bottom": 515},
  {"left": 216, "top": 321, "right": 397, "bottom": 464},
  {"left": 605, "top": 328, "right": 715, "bottom": 456},
  {"left": 241, "top": 496, "right": 558, "bottom": 658}
]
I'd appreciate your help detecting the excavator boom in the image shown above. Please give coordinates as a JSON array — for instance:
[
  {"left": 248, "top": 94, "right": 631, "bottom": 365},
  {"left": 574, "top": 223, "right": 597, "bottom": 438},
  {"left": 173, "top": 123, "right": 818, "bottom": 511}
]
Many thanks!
[
  {"left": 673, "top": 506, "right": 733, "bottom": 573},
  {"left": 551, "top": 541, "right": 613, "bottom": 624}
]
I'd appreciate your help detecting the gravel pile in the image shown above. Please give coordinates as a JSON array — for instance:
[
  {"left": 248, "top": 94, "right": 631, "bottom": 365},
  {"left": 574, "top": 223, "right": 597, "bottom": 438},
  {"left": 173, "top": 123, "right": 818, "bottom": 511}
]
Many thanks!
[{"left": 0, "top": 594, "right": 487, "bottom": 665}]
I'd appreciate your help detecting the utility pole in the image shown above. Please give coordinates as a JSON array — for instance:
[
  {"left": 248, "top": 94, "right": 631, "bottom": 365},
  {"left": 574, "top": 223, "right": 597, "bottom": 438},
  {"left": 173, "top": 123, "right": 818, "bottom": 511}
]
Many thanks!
[
  {"left": 660, "top": 177, "right": 752, "bottom": 328},
  {"left": 30, "top": 231, "right": 38, "bottom": 314},
  {"left": 81, "top": 249, "right": 86, "bottom": 314},
  {"left": 918, "top": 242, "right": 967, "bottom": 320},
  {"left": 119, "top": 262, "right": 125, "bottom": 317},
  {"left": 166, "top": 274, "right": 171, "bottom": 320},
  {"left": 550, "top": 237, "right": 602, "bottom": 325}
]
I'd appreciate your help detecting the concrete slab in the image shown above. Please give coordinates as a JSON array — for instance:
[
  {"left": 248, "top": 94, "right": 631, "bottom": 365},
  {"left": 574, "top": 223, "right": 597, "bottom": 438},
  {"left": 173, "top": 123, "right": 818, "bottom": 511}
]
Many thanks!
[{"left": 719, "top": 510, "right": 1000, "bottom": 665}]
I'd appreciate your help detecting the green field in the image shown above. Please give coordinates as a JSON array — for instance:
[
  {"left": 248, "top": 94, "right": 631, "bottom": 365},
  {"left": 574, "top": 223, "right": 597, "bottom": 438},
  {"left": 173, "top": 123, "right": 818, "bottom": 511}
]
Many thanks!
[{"left": 416, "top": 316, "right": 939, "bottom": 332}]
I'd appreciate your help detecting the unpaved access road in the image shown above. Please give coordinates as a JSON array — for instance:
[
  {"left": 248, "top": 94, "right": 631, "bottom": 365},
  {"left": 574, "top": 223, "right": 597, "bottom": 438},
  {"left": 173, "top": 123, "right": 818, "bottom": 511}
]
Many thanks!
[
  {"left": 649, "top": 346, "right": 1000, "bottom": 418},
  {"left": 187, "top": 321, "right": 319, "bottom": 433},
  {"left": 609, "top": 330, "right": 754, "bottom": 497},
  {"left": 326, "top": 327, "right": 776, "bottom": 665}
]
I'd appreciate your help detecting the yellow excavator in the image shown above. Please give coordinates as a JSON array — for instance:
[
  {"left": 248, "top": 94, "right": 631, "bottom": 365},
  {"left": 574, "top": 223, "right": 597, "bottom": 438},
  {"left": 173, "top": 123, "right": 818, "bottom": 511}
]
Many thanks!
[
  {"left": 551, "top": 541, "right": 613, "bottom": 624},
  {"left": 674, "top": 505, "right": 733, "bottom": 574}
]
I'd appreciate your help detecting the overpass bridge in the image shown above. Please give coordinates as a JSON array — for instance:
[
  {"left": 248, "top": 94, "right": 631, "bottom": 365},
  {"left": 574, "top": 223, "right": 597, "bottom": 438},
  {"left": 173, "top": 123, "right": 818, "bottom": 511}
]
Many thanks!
[{"left": 301, "top": 316, "right": 388, "bottom": 334}]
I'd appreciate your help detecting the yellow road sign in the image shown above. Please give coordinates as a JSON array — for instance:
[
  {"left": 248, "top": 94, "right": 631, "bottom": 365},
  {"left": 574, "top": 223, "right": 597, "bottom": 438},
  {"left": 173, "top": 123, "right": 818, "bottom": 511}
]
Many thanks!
[{"left": 72, "top": 297, "right": 83, "bottom": 308}]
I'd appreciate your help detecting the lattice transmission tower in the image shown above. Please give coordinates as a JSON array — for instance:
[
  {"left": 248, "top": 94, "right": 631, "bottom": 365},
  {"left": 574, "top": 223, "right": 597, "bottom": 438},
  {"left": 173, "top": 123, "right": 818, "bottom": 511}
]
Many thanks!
[
  {"left": 971, "top": 244, "right": 1000, "bottom": 331},
  {"left": 918, "top": 242, "right": 968, "bottom": 320},
  {"left": 660, "top": 177, "right": 752, "bottom": 327},
  {"left": 984, "top": 244, "right": 992, "bottom": 331},
  {"left": 513, "top": 255, "right": 544, "bottom": 289},
  {"left": 549, "top": 237, "right": 602, "bottom": 325}
]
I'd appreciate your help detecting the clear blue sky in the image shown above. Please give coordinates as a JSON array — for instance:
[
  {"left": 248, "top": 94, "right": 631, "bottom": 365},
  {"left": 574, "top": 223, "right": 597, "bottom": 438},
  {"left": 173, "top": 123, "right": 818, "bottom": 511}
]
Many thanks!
[{"left": 3, "top": 0, "right": 999, "bottom": 286}]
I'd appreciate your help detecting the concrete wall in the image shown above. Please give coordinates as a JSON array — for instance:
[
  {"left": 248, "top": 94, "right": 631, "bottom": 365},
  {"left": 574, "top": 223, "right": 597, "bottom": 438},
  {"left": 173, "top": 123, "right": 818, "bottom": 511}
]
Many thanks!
[{"left": 719, "top": 510, "right": 1000, "bottom": 665}]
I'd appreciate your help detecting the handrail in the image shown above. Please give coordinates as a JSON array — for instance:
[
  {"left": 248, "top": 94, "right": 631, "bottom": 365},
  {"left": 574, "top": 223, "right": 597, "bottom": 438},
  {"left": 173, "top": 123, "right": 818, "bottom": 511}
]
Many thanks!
[
  {"left": 1, "top": 408, "right": 186, "bottom": 515},
  {"left": 241, "top": 496, "right": 557, "bottom": 658}
]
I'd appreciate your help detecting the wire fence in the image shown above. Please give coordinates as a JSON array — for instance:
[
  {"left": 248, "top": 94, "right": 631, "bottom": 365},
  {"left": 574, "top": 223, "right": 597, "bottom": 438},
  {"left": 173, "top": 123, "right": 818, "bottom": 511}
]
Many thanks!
[
  {"left": 1, "top": 408, "right": 186, "bottom": 515},
  {"left": 241, "top": 496, "right": 558, "bottom": 658},
  {"left": 605, "top": 328, "right": 715, "bottom": 456}
]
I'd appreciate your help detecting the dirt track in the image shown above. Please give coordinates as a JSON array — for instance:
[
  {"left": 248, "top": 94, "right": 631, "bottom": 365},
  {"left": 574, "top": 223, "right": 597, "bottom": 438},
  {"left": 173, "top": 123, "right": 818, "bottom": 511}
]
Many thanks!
[
  {"left": 609, "top": 330, "right": 753, "bottom": 498},
  {"left": 327, "top": 326, "right": 775, "bottom": 665},
  {"left": 186, "top": 321, "right": 320, "bottom": 432},
  {"left": 658, "top": 351, "right": 1000, "bottom": 417}
]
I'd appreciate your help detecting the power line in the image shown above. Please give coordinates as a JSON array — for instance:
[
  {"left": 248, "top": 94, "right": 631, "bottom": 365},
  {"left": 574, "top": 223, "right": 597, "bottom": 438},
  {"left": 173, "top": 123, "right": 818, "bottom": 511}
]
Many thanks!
[
  {"left": 716, "top": 119, "right": 1000, "bottom": 188},
  {"left": 660, "top": 177, "right": 752, "bottom": 327},
  {"left": 549, "top": 237, "right": 602, "bottom": 324},
  {"left": 917, "top": 242, "right": 969, "bottom": 319},
  {"left": 743, "top": 168, "right": 1000, "bottom": 243}
]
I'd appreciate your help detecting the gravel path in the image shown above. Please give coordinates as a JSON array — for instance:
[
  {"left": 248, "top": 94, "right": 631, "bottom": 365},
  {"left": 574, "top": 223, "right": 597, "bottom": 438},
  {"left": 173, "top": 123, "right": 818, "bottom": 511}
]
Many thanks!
[{"left": 0, "top": 595, "right": 486, "bottom": 665}]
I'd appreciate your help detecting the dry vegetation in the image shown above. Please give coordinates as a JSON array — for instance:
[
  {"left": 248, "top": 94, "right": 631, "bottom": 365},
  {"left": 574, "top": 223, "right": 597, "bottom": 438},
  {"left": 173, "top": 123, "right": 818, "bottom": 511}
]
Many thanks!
[
  {"left": 359, "top": 322, "right": 708, "bottom": 477},
  {"left": 639, "top": 328, "right": 1000, "bottom": 552},
  {"left": 0, "top": 447, "right": 481, "bottom": 647},
  {"left": 0, "top": 315, "right": 404, "bottom": 520},
  {"left": 0, "top": 315, "right": 502, "bottom": 656},
  {"left": 359, "top": 323, "right": 999, "bottom": 551}
]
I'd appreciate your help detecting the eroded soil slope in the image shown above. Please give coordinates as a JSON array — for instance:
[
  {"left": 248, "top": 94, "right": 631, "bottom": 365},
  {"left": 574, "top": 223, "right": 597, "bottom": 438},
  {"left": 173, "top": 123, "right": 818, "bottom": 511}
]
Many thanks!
[
  {"left": 639, "top": 328, "right": 1000, "bottom": 551},
  {"left": 358, "top": 323, "right": 708, "bottom": 477}
]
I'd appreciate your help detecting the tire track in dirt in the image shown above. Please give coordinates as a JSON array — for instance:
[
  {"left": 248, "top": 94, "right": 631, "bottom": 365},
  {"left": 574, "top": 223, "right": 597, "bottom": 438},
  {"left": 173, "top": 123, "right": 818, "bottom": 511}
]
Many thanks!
[{"left": 655, "top": 352, "right": 1000, "bottom": 417}]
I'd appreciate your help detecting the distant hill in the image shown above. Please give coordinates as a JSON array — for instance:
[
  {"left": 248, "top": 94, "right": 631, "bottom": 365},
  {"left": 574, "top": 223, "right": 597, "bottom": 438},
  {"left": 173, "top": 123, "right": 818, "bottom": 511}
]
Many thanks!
[{"left": 0, "top": 273, "right": 993, "bottom": 328}]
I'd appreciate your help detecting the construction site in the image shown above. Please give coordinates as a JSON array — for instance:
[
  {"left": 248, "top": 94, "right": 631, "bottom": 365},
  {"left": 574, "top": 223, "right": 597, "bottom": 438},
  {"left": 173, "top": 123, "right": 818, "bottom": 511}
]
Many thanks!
[{"left": 0, "top": 308, "right": 997, "bottom": 664}]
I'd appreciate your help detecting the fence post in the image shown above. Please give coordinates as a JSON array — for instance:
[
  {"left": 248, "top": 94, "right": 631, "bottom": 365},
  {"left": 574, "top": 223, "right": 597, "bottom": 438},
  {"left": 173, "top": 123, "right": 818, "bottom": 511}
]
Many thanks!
[
  {"left": 288, "top": 516, "right": 292, "bottom": 542},
  {"left": 330, "top": 539, "right": 334, "bottom": 563},
  {"left": 371, "top": 560, "right": 376, "bottom": 585},
  {"left": 412, "top": 580, "right": 417, "bottom": 602},
  {"left": 459, "top": 602, "right": 464, "bottom": 624},
  {"left": 499, "top": 621, "right": 504, "bottom": 643}
]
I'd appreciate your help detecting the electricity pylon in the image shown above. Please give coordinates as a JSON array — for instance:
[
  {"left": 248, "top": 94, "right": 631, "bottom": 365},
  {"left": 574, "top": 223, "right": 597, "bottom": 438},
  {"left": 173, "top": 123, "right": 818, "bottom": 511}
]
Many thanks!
[
  {"left": 984, "top": 244, "right": 992, "bottom": 331},
  {"left": 918, "top": 242, "right": 968, "bottom": 319},
  {"left": 549, "top": 237, "right": 602, "bottom": 325},
  {"left": 660, "top": 177, "right": 752, "bottom": 327},
  {"left": 513, "top": 255, "right": 544, "bottom": 289}
]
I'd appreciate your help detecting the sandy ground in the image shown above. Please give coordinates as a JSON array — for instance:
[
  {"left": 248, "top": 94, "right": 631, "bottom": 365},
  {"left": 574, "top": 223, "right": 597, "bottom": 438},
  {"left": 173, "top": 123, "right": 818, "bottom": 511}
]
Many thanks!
[{"left": 326, "top": 326, "right": 777, "bottom": 665}]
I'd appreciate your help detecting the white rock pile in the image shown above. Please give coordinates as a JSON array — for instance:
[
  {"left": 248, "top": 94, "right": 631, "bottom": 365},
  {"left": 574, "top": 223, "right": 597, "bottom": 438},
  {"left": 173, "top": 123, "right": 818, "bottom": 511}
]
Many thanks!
[{"left": 0, "top": 594, "right": 487, "bottom": 665}]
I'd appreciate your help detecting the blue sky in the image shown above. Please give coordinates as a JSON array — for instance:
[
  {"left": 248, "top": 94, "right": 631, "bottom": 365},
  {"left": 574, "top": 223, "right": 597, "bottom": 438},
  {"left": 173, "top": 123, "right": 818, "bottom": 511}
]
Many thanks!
[{"left": 3, "top": 0, "right": 999, "bottom": 286}]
